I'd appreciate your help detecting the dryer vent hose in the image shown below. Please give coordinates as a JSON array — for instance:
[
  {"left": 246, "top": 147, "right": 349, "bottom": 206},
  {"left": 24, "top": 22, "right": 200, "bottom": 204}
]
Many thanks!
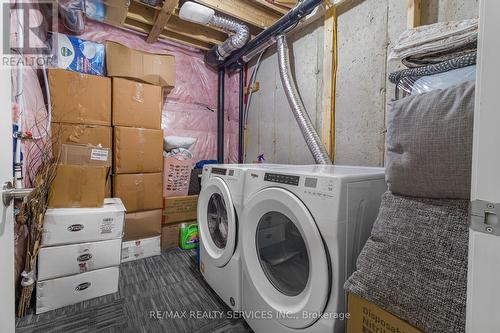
[{"left": 276, "top": 34, "right": 332, "bottom": 165}]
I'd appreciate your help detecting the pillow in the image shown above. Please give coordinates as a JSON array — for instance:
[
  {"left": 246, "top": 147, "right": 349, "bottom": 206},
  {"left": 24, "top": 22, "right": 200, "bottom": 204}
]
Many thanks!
[
  {"left": 344, "top": 191, "right": 469, "bottom": 333},
  {"left": 386, "top": 80, "right": 475, "bottom": 199},
  {"left": 163, "top": 136, "right": 197, "bottom": 152}
]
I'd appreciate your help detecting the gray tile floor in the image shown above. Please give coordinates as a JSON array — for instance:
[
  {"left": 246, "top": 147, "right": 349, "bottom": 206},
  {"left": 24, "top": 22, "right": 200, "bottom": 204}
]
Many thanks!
[{"left": 16, "top": 248, "right": 253, "bottom": 333}]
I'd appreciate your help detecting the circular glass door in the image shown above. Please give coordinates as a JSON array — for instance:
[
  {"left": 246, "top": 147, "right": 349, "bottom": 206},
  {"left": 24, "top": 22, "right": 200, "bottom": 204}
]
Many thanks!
[
  {"left": 198, "top": 177, "right": 237, "bottom": 267},
  {"left": 242, "top": 187, "right": 330, "bottom": 329},
  {"left": 256, "top": 211, "right": 309, "bottom": 297}
]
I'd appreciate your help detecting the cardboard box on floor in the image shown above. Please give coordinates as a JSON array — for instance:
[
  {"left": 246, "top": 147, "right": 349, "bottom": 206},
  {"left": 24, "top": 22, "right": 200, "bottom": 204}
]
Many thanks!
[
  {"left": 106, "top": 41, "right": 176, "bottom": 88},
  {"left": 162, "top": 195, "right": 198, "bottom": 225},
  {"left": 52, "top": 123, "right": 112, "bottom": 156},
  {"left": 112, "top": 78, "right": 163, "bottom": 129},
  {"left": 121, "top": 236, "right": 161, "bottom": 263},
  {"left": 347, "top": 293, "right": 423, "bottom": 333},
  {"left": 161, "top": 222, "right": 181, "bottom": 251},
  {"left": 113, "top": 173, "right": 163, "bottom": 212},
  {"left": 123, "top": 209, "right": 162, "bottom": 242},
  {"left": 113, "top": 126, "right": 163, "bottom": 174},
  {"left": 48, "top": 69, "right": 111, "bottom": 126}
]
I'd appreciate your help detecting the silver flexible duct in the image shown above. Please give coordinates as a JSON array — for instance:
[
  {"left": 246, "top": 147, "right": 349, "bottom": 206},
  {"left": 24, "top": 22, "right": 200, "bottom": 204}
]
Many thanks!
[
  {"left": 276, "top": 34, "right": 332, "bottom": 165},
  {"left": 205, "top": 15, "right": 250, "bottom": 67}
]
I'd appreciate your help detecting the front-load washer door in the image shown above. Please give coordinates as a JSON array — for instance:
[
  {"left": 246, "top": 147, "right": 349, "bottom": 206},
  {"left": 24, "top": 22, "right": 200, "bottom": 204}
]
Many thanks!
[
  {"left": 198, "top": 176, "right": 237, "bottom": 268},
  {"left": 242, "top": 187, "right": 330, "bottom": 329}
]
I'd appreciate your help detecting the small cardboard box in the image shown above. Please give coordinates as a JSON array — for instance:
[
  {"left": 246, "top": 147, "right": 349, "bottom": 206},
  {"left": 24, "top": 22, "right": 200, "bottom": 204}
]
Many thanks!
[
  {"left": 112, "top": 78, "right": 163, "bottom": 129},
  {"left": 36, "top": 266, "right": 119, "bottom": 314},
  {"left": 42, "top": 198, "right": 126, "bottom": 247},
  {"left": 60, "top": 144, "right": 111, "bottom": 167},
  {"left": 38, "top": 238, "right": 122, "bottom": 281},
  {"left": 347, "top": 293, "right": 424, "bottom": 333},
  {"left": 48, "top": 164, "right": 107, "bottom": 208},
  {"left": 121, "top": 236, "right": 161, "bottom": 263},
  {"left": 106, "top": 41, "right": 176, "bottom": 88},
  {"left": 113, "top": 126, "right": 163, "bottom": 174},
  {"left": 123, "top": 209, "right": 162, "bottom": 242},
  {"left": 52, "top": 123, "right": 112, "bottom": 155},
  {"left": 113, "top": 173, "right": 163, "bottom": 212},
  {"left": 163, "top": 195, "right": 198, "bottom": 225},
  {"left": 161, "top": 222, "right": 182, "bottom": 251},
  {"left": 48, "top": 69, "right": 111, "bottom": 126},
  {"left": 50, "top": 32, "right": 105, "bottom": 76}
]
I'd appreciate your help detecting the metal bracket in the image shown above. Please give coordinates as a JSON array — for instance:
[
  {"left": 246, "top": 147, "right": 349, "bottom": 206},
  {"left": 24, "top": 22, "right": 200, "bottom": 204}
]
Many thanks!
[
  {"left": 2, "top": 181, "right": 33, "bottom": 206},
  {"left": 470, "top": 200, "right": 500, "bottom": 236}
]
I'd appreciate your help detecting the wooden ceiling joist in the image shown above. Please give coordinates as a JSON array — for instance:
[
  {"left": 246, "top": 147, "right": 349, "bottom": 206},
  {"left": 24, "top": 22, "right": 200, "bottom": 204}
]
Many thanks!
[
  {"left": 194, "top": 0, "right": 281, "bottom": 29},
  {"left": 146, "top": 0, "right": 178, "bottom": 43}
]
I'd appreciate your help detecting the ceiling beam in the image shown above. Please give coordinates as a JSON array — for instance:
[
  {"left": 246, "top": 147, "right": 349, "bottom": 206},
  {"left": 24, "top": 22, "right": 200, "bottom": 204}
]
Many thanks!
[
  {"left": 194, "top": 0, "right": 281, "bottom": 29},
  {"left": 124, "top": 18, "right": 212, "bottom": 50},
  {"left": 146, "top": 0, "right": 179, "bottom": 43},
  {"left": 249, "top": 0, "right": 289, "bottom": 15}
]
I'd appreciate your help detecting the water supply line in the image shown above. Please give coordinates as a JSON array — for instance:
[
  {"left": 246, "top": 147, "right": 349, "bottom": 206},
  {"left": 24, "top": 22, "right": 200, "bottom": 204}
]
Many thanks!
[{"left": 276, "top": 34, "right": 331, "bottom": 165}]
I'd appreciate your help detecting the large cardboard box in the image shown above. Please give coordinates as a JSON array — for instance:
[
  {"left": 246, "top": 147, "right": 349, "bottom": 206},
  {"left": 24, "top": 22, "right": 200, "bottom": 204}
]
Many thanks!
[
  {"left": 163, "top": 195, "right": 198, "bottom": 225},
  {"left": 60, "top": 144, "right": 111, "bottom": 167},
  {"left": 347, "top": 293, "right": 424, "bottom": 333},
  {"left": 121, "top": 236, "right": 161, "bottom": 263},
  {"left": 48, "top": 164, "right": 107, "bottom": 208},
  {"left": 36, "top": 266, "right": 119, "bottom": 314},
  {"left": 52, "top": 123, "right": 112, "bottom": 152},
  {"left": 106, "top": 41, "right": 176, "bottom": 88},
  {"left": 161, "top": 222, "right": 182, "bottom": 251},
  {"left": 48, "top": 69, "right": 111, "bottom": 126},
  {"left": 113, "top": 126, "right": 163, "bottom": 174},
  {"left": 42, "top": 198, "right": 126, "bottom": 247},
  {"left": 38, "top": 238, "right": 122, "bottom": 281},
  {"left": 123, "top": 209, "right": 162, "bottom": 242},
  {"left": 112, "top": 78, "right": 163, "bottom": 129},
  {"left": 113, "top": 173, "right": 163, "bottom": 212}
]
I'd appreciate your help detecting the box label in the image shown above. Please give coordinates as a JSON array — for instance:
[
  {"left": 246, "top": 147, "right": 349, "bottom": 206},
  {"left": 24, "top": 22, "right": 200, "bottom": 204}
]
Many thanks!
[
  {"left": 100, "top": 218, "right": 114, "bottom": 234},
  {"left": 91, "top": 148, "right": 109, "bottom": 161}
]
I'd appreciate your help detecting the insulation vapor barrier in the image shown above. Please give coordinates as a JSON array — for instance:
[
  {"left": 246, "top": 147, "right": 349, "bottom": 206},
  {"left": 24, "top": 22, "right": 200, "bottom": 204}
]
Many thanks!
[{"left": 79, "top": 21, "right": 240, "bottom": 164}]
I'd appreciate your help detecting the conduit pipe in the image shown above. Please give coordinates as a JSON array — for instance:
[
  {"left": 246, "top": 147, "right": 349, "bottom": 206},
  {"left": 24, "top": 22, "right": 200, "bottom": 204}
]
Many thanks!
[{"left": 276, "top": 34, "right": 331, "bottom": 165}]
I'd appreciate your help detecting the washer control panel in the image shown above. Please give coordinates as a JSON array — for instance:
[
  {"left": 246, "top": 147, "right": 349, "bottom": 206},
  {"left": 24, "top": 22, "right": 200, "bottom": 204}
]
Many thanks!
[{"left": 264, "top": 173, "right": 300, "bottom": 186}]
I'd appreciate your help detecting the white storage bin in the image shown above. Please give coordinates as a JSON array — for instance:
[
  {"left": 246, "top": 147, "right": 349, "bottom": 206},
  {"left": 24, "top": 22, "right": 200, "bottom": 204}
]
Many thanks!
[
  {"left": 42, "top": 198, "right": 126, "bottom": 246},
  {"left": 121, "top": 236, "right": 161, "bottom": 263},
  {"left": 38, "top": 238, "right": 122, "bottom": 281},
  {"left": 36, "top": 266, "right": 119, "bottom": 314}
]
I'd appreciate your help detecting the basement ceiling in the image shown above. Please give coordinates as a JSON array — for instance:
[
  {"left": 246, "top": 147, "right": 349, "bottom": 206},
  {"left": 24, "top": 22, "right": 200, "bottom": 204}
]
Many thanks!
[{"left": 104, "top": 0, "right": 295, "bottom": 50}]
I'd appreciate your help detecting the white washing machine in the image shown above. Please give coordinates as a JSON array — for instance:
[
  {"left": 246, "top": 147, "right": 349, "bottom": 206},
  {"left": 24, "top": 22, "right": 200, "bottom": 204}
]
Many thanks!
[
  {"left": 240, "top": 165, "right": 387, "bottom": 333},
  {"left": 197, "top": 163, "right": 285, "bottom": 311}
]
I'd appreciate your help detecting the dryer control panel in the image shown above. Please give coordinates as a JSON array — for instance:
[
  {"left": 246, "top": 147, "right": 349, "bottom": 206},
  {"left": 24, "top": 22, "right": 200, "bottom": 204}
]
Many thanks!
[{"left": 264, "top": 173, "right": 300, "bottom": 186}]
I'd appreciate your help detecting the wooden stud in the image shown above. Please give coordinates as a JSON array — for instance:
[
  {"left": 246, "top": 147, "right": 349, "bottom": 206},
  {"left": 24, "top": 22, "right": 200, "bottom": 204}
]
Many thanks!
[
  {"left": 407, "top": 0, "right": 421, "bottom": 29},
  {"left": 321, "top": 6, "right": 336, "bottom": 158},
  {"left": 249, "top": 0, "right": 288, "bottom": 15},
  {"left": 146, "top": 0, "right": 179, "bottom": 43},
  {"left": 194, "top": 0, "right": 281, "bottom": 29}
]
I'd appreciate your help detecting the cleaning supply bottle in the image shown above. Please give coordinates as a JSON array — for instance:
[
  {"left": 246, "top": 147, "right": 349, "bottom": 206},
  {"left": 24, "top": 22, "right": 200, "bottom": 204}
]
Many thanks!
[{"left": 179, "top": 223, "right": 199, "bottom": 250}]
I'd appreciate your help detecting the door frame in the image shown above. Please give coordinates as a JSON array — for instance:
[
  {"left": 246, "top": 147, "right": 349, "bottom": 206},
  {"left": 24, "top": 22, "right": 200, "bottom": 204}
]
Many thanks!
[
  {"left": 0, "top": 0, "right": 15, "bottom": 329},
  {"left": 466, "top": 0, "right": 500, "bottom": 331}
]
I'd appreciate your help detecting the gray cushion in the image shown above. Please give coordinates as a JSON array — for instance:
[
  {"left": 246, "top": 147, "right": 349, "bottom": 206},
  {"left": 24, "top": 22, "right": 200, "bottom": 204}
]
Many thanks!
[
  {"left": 386, "top": 80, "right": 475, "bottom": 199},
  {"left": 344, "top": 191, "right": 469, "bottom": 333}
]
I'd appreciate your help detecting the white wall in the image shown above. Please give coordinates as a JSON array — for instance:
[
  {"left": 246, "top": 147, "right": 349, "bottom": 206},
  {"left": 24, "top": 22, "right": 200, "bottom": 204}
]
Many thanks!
[{"left": 244, "top": 0, "right": 479, "bottom": 166}]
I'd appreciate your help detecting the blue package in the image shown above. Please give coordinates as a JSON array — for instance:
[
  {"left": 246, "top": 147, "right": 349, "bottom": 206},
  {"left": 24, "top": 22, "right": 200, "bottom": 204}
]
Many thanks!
[
  {"left": 85, "top": 0, "right": 106, "bottom": 22},
  {"left": 52, "top": 32, "right": 105, "bottom": 76}
]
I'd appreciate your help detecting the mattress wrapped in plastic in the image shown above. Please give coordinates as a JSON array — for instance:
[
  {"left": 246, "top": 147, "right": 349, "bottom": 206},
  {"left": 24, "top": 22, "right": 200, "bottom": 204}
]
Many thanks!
[
  {"left": 344, "top": 191, "right": 469, "bottom": 333},
  {"left": 386, "top": 80, "right": 475, "bottom": 199}
]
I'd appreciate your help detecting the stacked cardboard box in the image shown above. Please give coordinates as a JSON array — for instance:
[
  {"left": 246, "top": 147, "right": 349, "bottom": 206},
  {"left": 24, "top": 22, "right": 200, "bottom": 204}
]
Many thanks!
[
  {"left": 107, "top": 42, "right": 175, "bottom": 260},
  {"left": 49, "top": 68, "right": 113, "bottom": 198},
  {"left": 161, "top": 195, "right": 199, "bottom": 251}
]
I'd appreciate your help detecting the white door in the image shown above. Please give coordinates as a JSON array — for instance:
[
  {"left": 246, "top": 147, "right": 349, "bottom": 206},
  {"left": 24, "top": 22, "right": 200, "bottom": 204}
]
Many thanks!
[
  {"left": 241, "top": 187, "right": 330, "bottom": 329},
  {"left": 0, "top": 10, "right": 15, "bottom": 332},
  {"left": 197, "top": 176, "right": 237, "bottom": 267},
  {"left": 466, "top": 0, "right": 500, "bottom": 331}
]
